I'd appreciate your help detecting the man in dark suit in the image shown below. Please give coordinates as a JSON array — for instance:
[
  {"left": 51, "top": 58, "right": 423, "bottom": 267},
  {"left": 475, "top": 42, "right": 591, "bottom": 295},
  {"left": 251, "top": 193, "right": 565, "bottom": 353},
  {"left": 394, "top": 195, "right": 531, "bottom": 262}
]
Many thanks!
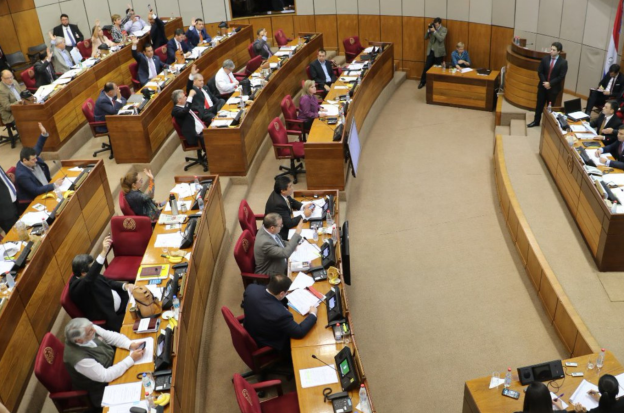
[
  {"left": 309, "top": 49, "right": 337, "bottom": 92},
  {"left": 15, "top": 123, "right": 63, "bottom": 203},
  {"left": 586, "top": 64, "right": 624, "bottom": 115},
  {"left": 148, "top": 10, "right": 168, "bottom": 49},
  {"left": 589, "top": 100, "right": 622, "bottom": 146},
  {"left": 186, "top": 18, "right": 211, "bottom": 47},
  {"left": 33, "top": 49, "right": 57, "bottom": 88},
  {"left": 52, "top": 13, "right": 84, "bottom": 52},
  {"left": 254, "top": 213, "right": 302, "bottom": 276},
  {"left": 265, "top": 176, "right": 313, "bottom": 240},
  {"left": 243, "top": 274, "right": 317, "bottom": 352},
  {"left": 596, "top": 128, "right": 624, "bottom": 169},
  {"left": 186, "top": 64, "right": 224, "bottom": 124},
  {"left": 131, "top": 36, "right": 165, "bottom": 86},
  {"left": 166, "top": 29, "right": 192, "bottom": 64},
  {"left": 253, "top": 28, "right": 273, "bottom": 59},
  {"left": 69, "top": 236, "right": 135, "bottom": 332},
  {"left": 171, "top": 88, "right": 206, "bottom": 150},
  {"left": 0, "top": 165, "right": 18, "bottom": 233},
  {"left": 528, "top": 42, "right": 568, "bottom": 127},
  {"left": 94, "top": 83, "right": 126, "bottom": 133}
]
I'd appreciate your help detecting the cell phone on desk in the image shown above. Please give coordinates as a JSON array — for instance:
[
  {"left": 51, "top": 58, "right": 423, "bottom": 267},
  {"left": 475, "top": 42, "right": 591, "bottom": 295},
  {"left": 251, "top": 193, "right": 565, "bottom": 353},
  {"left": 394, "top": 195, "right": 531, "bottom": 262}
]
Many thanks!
[
  {"left": 502, "top": 388, "right": 520, "bottom": 399},
  {"left": 136, "top": 341, "right": 146, "bottom": 350}
]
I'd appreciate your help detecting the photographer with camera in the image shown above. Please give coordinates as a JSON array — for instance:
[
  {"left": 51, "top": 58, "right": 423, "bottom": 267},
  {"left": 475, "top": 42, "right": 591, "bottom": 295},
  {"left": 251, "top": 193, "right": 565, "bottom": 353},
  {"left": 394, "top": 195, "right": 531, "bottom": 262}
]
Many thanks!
[{"left": 418, "top": 17, "right": 447, "bottom": 89}]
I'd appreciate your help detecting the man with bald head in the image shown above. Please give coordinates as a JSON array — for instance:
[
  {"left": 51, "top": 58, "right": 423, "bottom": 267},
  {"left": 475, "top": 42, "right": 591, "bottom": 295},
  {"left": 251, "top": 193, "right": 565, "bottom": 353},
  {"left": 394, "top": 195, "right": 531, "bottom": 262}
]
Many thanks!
[
  {"left": 186, "top": 64, "right": 224, "bottom": 124},
  {"left": 94, "top": 82, "right": 126, "bottom": 133},
  {"left": 0, "top": 70, "right": 24, "bottom": 129}
]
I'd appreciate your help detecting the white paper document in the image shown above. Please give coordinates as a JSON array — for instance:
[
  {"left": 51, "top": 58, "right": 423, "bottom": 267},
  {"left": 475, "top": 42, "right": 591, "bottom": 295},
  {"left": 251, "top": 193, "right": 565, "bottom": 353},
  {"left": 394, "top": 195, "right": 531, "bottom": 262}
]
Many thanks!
[
  {"left": 347, "top": 63, "right": 364, "bottom": 70},
  {"left": 568, "top": 111, "right": 590, "bottom": 121},
  {"left": 129, "top": 337, "right": 154, "bottom": 365},
  {"left": 615, "top": 372, "right": 624, "bottom": 396},
  {"left": 108, "top": 400, "right": 149, "bottom": 413},
  {"left": 299, "top": 366, "right": 339, "bottom": 388},
  {"left": 101, "top": 381, "right": 142, "bottom": 406},
  {"left": 286, "top": 288, "right": 322, "bottom": 315},
  {"left": 488, "top": 377, "right": 505, "bottom": 389},
  {"left": 288, "top": 229, "right": 317, "bottom": 240},
  {"left": 52, "top": 77, "right": 72, "bottom": 85},
  {"left": 57, "top": 177, "right": 75, "bottom": 192},
  {"left": 550, "top": 392, "right": 569, "bottom": 410},
  {"left": 575, "top": 133, "right": 598, "bottom": 140},
  {"left": 603, "top": 174, "right": 624, "bottom": 186},
  {"left": 274, "top": 51, "right": 291, "bottom": 57},
  {"left": 288, "top": 272, "right": 315, "bottom": 291},
  {"left": 158, "top": 214, "right": 186, "bottom": 225},
  {"left": 0, "top": 261, "right": 15, "bottom": 274},
  {"left": 333, "top": 86, "right": 349, "bottom": 89},
  {"left": 34, "top": 84, "right": 56, "bottom": 101},
  {"left": 0, "top": 242, "right": 21, "bottom": 258},
  {"left": 280, "top": 46, "right": 297, "bottom": 51},
  {"left": 19, "top": 211, "right": 49, "bottom": 227},
  {"left": 290, "top": 240, "right": 321, "bottom": 263},
  {"left": 70, "top": 48, "right": 83, "bottom": 63},
  {"left": 570, "top": 124, "right": 593, "bottom": 133},
  {"left": 154, "top": 232, "right": 184, "bottom": 248},
  {"left": 190, "top": 46, "right": 209, "bottom": 59},
  {"left": 339, "top": 76, "right": 358, "bottom": 82},
  {"left": 320, "top": 104, "right": 340, "bottom": 116},
  {"left": 569, "top": 379, "right": 599, "bottom": 410},
  {"left": 170, "top": 183, "right": 195, "bottom": 199},
  {"left": 211, "top": 119, "right": 233, "bottom": 127},
  {"left": 460, "top": 67, "right": 473, "bottom": 73},
  {"left": 68, "top": 166, "right": 83, "bottom": 172},
  {"left": 81, "top": 58, "right": 98, "bottom": 68}
]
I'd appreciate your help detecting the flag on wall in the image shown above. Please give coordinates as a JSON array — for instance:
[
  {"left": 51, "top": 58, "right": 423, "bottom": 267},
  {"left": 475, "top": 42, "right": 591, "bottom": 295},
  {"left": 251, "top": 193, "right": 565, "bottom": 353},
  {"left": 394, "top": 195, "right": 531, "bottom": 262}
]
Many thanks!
[{"left": 605, "top": 0, "right": 624, "bottom": 75}]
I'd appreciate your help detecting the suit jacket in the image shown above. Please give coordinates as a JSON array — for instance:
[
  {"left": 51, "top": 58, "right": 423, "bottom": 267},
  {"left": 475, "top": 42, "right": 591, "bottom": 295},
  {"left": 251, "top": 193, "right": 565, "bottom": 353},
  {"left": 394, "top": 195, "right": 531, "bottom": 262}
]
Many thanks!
[
  {"left": 425, "top": 25, "right": 447, "bottom": 57},
  {"left": 150, "top": 17, "right": 168, "bottom": 49},
  {"left": 265, "top": 191, "right": 303, "bottom": 240},
  {"left": 309, "top": 59, "right": 337, "bottom": 88},
  {"left": 131, "top": 48, "right": 165, "bottom": 86},
  {"left": 243, "top": 283, "right": 317, "bottom": 350},
  {"left": 172, "top": 102, "right": 202, "bottom": 146},
  {"left": 69, "top": 259, "right": 128, "bottom": 332},
  {"left": 94, "top": 91, "right": 126, "bottom": 133},
  {"left": 590, "top": 113, "right": 623, "bottom": 145},
  {"left": 0, "top": 79, "right": 24, "bottom": 124},
  {"left": 52, "top": 46, "right": 74, "bottom": 74},
  {"left": 0, "top": 166, "right": 18, "bottom": 232},
  {"left": 537, "top": 55, "right": 568, "bottom": 93},
  {"left": 185, "top": 79, "right": 223, "bottom": 123},
  {"left": 598, "top": 72, "right": 624, "bottom": 98},
  {"left": 603, "top": 140, "right": 624, "bottom": 170},
  {"left": 166, "top": 38, "right": 191, "bottom": 64},
  {"left": 186, "top": 27, "right": 211, "bottom": 47},
  {"left": 52, "top": 24, "right": 84, "bottom": 47},
  {"left": 253, "top": 38, "right": 272, "bottom": 59},
  {"left": 254, "top": 226, "right": 301, "bottom": 276},
  {"left": 34, "top": 59, "right": 57, "bottom": 88},
  {"left": 15, "top": 134, "right": 53, "bottom": 202}
]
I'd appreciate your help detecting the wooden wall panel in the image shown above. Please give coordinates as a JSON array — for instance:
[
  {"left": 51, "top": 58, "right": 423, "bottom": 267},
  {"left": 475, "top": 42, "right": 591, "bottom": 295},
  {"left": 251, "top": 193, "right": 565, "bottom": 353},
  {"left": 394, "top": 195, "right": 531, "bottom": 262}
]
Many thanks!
[
  {"left": 247, "top": 16, "right": 272, "bottom": 44},
  {"left": 7, "top": 0, "right": 33, "bottom": 13},
  {"left": 315, "top": 15, "right": 338, "bottom": 50},
  {"left": 401, "top": 61, "right": 424, "bottom": 80},
  {"left": 402, "top": 16, "right": 425, "bottom": 62},
  {"left": 359, "top": 15, "right": 381, "bottom": 45},
  {"left": 0, "top": 14, "right": 19, "bottom": 54},
  {"left": 468, "top": 22, "right": 491, "bottom": 69},
  {"left": 445, "top": 20, "right": 470, "bottom": 62},
  {"left": 0, "top": 0, "right": 9, "bottom": 16},
  {"left": 337, "top": 15, "right": 359, "bottom": 54},
  {"left": 490, "top": 25, "right": 514, "bottom": 70},
  {"left": 294, "top": 15, "right": 316, "bottom": 34},
  {"left": 271, "top": 15, "right": 295, "bottom": 39},
  {"left": 12, "top": 9, "right": 45, "bottom": 57},
  {"left": 380, "top": 15, "right": 403, "bottom": 62}
]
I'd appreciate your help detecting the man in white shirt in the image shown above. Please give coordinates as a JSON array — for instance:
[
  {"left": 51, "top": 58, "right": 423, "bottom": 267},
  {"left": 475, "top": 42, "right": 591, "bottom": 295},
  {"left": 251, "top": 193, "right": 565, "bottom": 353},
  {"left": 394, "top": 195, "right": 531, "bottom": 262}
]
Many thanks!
[
  {"left": 187, "top": 64, "right": 225, "bottom": 124},
  {"left": 48, "top": 34, "right": 75, "bottom": 74},
  {"left": 123, "top": 9, "right": 148, "bottom": 36},
  {"left": 63, "top": 318, "right": 145, "bottom": 407},
  {"left": 215, "top": 59, "right": 239, "bottom": 95}
]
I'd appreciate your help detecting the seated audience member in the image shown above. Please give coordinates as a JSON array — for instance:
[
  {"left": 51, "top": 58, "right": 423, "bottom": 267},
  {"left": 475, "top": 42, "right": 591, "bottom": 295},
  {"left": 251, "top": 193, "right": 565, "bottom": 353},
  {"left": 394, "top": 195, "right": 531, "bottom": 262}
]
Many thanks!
[
  {"left": 0, "top": 165, "right": 18, "bottom": 234},
  {"left": 123, "top": 7, "right": 147, "bottom": 36},
  {"left": 451, "top": 42, "right": 471, "bottom": 69},
  {"left": 309, "top": 49, "right": 337, "bottom": 92},
  {"left": 131, "top": 36, "right": 165, "bottom": 86},
  {"left": 34, "top": 49, "right": 57, "bottom": 88},
  {"left": 15, "top": 123, "right": 63, "bottom": 203},
  {"left": 110, "top": 14, "right": 125, "bottom": 44},
  {"left": 243, "top": 274, "right": 317, "bottom": 353},
  {"left": 0, "top": 70, "right": 24, "bottom": 127},
  {"left": 63, "top": 318, "right": 145, "bottom": 408},
  {"left": 186, "top": 18, "right": 211, "bottom": 47},
  {"left": 589, "top": 100, "right": 622, "bottom": 145},
  {"left": 94, "top": 82, "right": 126, "bottom": 133},
  {"left": 187, "top": 64, "right": 225, "bottom": 124},
  {"left": 571, "top": 374, "right": 624, "bottom": 412},
  {"left": 215, "top": 59, "right": 239, "bottom": 95},
  {"left": 596, "top": 128, "right": 624, "bottom": 169},
  {"left": 91, "top": 20, "right": 115, "bottom": 58},
  {"left": 52, "top": 13, "right": 84, "bottom": 52},
  {"left": 586, "top": 64, "right": 624, "bottom": 115},
  {"left": 166, "top": 29, "right": 192, "bottom": 64},
  {"left": 253, "top": 28, "right": 273, "bottom": 59},
  {"left": 265, "top": 176, "right": 313, "bottom": 240},
  {"left": 148, "top": 10, "right": 167, "bottom": 49},
  {"left": 298, "top": 80, "right": 328, "bottom": 130},
  {"left": 171, "top": 88, "right": 206, "bottom": 149},
  {"left": 514, "top": 381, "right": 564, "bottom": 413},
  {"left": 120, "top": 169, "right": 161, "bottom": 220},
  {"left": 254, "top": 213, "right": 303, "bottom": 275},
  {"left": 69, "top": 236, "right": 134, "bottom": 332},
  {"left": 48, "top": 34, "right": 74, "bottom": 74}
]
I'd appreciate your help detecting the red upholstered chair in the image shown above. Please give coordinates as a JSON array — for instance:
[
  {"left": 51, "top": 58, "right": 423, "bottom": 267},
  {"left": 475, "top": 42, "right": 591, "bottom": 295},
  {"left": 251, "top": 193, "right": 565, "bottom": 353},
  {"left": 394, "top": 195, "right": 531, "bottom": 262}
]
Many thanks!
[
  {"left": 171, "top": 117, "right": 208, "bottom": 171},
  {"left": 102, "top": 27, "right": 113, "bottom": 41},
  {"left": 119, "top": 191, "right": 136, "bottom": 216},
  {"left": 60, "top": 280, "right": 106, "bottom": 326},
  {"left": 128, "top": 62, "right": 141, "bottom": 90},
  {"left": 7, "top": 166, "right": 28, "bottom": 213},
  {"left": 274, "top": 29, "right": 292, "bottom": 47},
  {"left": 155, "top": 45, "right": 168, "bottom": 63},
  {"left": 103, "top": 216, "right": 153, "bottom": 282},
  {"left": 235, "top": 55, "right": 263, "bottom": 81},
  {"left": 247, "top": 43, "right": 257, "bottom": 59},
  {"left": 234, "top": 230, "right": 269, "bottom": 287},
  {"left": 118, "top": 84, "right": 131, "bottom": 100},
  {"left": 232, "top": 373, "right": 300, "bottom": 413},
  {"left": 82, "top": 98, "right": 114, "bottom": 159},
  {"left": 34, "top": 333, "right": 93, "bottom": 413},
  {"left": 267, "top": 117, "right": 305, "bottom": 184},
  {"left": 221, "top": 306, "right": 280, "bottom": 378},
  {"left": 238, "top": 199, "right": 264, "bottom": 238},
  {"left": 343, "top": 36, "right": 365, "bottom": 63},
  {"left": 21, "top": 66, "right": 37, "bottom": 92},
  {"left": 76, "top": 39, "right": 92, "bottom": 60},
  {"left": 280, "top": 95, "right": 308, "bottom": 138}
]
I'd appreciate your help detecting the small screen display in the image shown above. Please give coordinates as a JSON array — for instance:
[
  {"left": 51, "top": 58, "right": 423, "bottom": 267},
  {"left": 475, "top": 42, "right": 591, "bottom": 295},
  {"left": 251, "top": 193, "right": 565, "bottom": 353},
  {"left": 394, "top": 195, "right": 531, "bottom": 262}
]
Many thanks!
[
  {"left": 157, "top": 339, "right": 164, "bottom": 356},
  {"left": 328, "top": 296, "right": 335, "bottom": 309},
  {"left": 340, "top": 359, "right": 350, "bottom": 376}
]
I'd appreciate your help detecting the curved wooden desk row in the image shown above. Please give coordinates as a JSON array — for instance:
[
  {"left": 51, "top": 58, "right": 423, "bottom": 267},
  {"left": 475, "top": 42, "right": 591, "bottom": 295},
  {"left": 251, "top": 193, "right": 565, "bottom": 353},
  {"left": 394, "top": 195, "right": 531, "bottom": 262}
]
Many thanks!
[
  {"left": 202, "top": 33, "right": 324, "bottom": 176},
  {"left": 0, "top": 160, "right": 114, "bottom": 411},
  {"left": 289, "top": 190, "right": 376, "bottom": 413},
  {"left": 305, "top": 42, "right": 395, "bottom": 190},
  {"left": 106, "top": 25, "right": 254, "bottom": 164},
  {"left": 103, "top": 175, "right": 225, "bottom": 413},
  {"left": 12, "top": 18, "right": 183, "bottom": 152},
  {"left": 539, "top": 110, "right": 624, "bottom": 271},
  {"left": 505, "top": 41, "right": 566, "bottom": 111},
  {"left": 493, "top": 135, "right": 599, "bottom": 358}
]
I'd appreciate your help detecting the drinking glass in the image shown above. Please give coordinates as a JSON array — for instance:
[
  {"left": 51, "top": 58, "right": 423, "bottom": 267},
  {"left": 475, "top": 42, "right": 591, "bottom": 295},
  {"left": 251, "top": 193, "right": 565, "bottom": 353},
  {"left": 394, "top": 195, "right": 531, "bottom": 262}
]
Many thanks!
[{"left": 587, "top": 359, "right": 595, "bottom": 370}]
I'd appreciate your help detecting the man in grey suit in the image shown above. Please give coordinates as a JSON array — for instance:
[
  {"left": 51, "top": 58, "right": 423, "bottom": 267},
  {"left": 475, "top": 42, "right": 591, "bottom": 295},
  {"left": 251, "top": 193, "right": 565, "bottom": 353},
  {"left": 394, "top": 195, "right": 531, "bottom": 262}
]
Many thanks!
[
  {"left": 49, "top": 35, "right": 75, "bottom": 74},
  {"left": 418, "top": 17, "right": 447, "bottom": 89},
  {"left": 254, "top": 213, "right": 303, "bottom": 276}
]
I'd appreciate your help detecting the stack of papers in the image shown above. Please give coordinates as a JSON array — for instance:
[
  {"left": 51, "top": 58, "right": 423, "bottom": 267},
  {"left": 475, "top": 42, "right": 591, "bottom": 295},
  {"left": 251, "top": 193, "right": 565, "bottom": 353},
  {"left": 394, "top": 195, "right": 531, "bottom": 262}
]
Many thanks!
[
  {"left": 286, "top": 287, "right": 323, "bottom": 315},
  {"left": 133, "top": 28, "right": 150, "bottom": 37},
  {"left": 60, "top": 69, "right": 81, "bottom": 79},
  {"left": 57, "top": 177, "right": 75, "bottom": 192},
  {"left": 288, "top": 272, "right": 315, "bottom": 291},
  {"left": 275, "top": 51, "right": 291, "bottom": 57},
  {"left": 19, "top": 211, "right": 49, "bottom": 227},
  {"left": 34, "top": 84, "right": 56, "bottom": 101},
  {"left": 170, "top": 183, "right": 195, "bottom": 199},
  {"left": 569, "top": 379, "right": 599, "bottom": 410},
  {"left": 280, "top": 46, "right": 297, "bottom": 51},
  {"left": 568, "top": 111, "right": 590, "bottom": 121},
  {"left": 211, "top": 119, "right": 233, "bottom": 127},
  {"left": 320, "top": 104, "right": 340, "bottom": 116},
  {"left": 348, "top": 63, "right": 364, "bottom": 70},
  {"left": 460, "top": 68, "right": 473, "bottom": 73},
  {"left": 290, "top": 241, "right": 321, "bottom": 263},
  {"left": 52, "top": 77, "right": 72, "bottom": 86},
  {"left": 101, "top": 382, "right": 142, "bottom": 407},
  {"left": 157, "top": 214, "right": 186, "bottom": 225},
  {"left": 81, "top": 58, "right": 98, "bottom": 68}
]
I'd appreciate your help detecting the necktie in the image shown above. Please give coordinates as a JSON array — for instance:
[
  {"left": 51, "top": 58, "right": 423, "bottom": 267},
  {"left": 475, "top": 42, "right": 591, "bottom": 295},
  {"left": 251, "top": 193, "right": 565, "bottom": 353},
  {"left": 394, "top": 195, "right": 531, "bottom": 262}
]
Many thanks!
[
  {"left": 8, "top": 84, "right": 21, "bottom": 102},
  {"left": 46, "top": 64, "right": 54, "bottom": 81},
  {"left": 619, "top": 142, "right": 623, "bottom": 157},
  {"left": 548, "top": 59, "right": 555, "bottom": 81},
  {"left": 176, "top": 41, "right": 181, "bottom": 50},
  {"left": 264, "top": 44, "right": 271, "bottom": 57},
  {"left": 599, "top": 118, "right": 607, "bottom": 135},
  {"left": 202, "top": 89, "right": 211, "bottom": 109},
  {"left": 148, "top": 58, "right": 156, "bottom": 78},
  {"left": 228, "top": 73, "right": 233, "bottom": 84},
  {"left": 274, "top": 234, "right": 284, "bottom": 247},
  {"left": 0, "top": 168, "right": 16, "bottom": 202},
  {"left": 199, "top": 31, "right": 203, "bottom": 43},
  {"left": 65, "top": 26, "right": 76, "bottom": 46}
]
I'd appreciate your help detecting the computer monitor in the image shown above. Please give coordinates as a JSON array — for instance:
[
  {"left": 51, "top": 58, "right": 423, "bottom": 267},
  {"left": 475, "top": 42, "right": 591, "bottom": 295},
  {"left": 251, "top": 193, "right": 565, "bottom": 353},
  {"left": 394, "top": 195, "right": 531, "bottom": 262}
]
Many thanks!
[
  {"left": 325, "top": 286, "right": 343, "bottom": 323},
  {"left": 341, "top": 221, "right": 351, "bottom": 285},
  {"left": 230, "top": 109, "right": 244, "bottom": 126},
  {"left": 334, "top": 346, "right": 360, "bottom": 391},
  {"left": 347, "top": 119, "right": 361, "bottom": 178},
  {"left": 563, "top": 98, "right": 582, "bottom": 114}
]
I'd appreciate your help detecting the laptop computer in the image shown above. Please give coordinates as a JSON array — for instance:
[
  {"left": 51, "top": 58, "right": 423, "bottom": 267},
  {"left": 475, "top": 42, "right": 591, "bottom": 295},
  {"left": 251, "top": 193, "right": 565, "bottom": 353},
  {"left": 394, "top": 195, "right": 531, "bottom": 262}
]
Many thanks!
[{"left": 563, "top": 98, "right": 589, "bottom": 121}]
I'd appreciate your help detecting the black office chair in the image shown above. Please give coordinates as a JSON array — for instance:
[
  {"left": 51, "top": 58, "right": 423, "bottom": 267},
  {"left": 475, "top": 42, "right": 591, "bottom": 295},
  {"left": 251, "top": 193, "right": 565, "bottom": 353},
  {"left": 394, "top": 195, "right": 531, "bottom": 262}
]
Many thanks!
[
  {"left": 0, "top": 119, "right": 19, "bottom": 149},
  {"left": 27, "top": 44, "right": 47, "bottom": 63},
  {"left": 207, "top": 76, "right": 232, "bottom": 100},
  {"left": 5, "top": 52, "right": 29, "bottom": 73}
]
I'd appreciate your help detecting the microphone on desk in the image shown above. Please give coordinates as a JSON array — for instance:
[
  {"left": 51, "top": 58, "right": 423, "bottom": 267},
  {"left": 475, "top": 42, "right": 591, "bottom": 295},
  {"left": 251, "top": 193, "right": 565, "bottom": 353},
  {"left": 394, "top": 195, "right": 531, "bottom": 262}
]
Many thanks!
[{"left": 311, "top": 354, "right": 336, "bottom": 371}]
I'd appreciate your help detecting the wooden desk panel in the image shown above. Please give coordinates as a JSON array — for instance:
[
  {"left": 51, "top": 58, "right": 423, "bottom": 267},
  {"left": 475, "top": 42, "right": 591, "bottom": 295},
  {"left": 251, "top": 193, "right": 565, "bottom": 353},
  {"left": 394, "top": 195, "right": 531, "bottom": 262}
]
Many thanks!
[{"left": 426, "top": 67, "right": 499, "bottom": 111}]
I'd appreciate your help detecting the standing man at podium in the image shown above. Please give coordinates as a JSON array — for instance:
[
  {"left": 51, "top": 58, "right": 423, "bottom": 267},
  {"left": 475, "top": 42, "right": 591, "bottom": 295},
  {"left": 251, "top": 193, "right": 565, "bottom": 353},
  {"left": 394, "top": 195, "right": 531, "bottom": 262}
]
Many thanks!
[{"left": 528, "top": 42, "right": 568, "bottom": 128}]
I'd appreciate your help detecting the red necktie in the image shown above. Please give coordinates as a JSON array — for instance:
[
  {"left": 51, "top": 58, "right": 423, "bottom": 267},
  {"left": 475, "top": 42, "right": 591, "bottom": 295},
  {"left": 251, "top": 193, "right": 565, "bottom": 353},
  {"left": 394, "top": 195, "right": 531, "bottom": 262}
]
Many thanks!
[
  {"left": 548, "top": 59, "right": 555, "bottom": 81},
  {"left": 204, "top": 94, "right": 211, "bottom": 109},
  {"left": 228, "top": 74, "right": 233, "bottom": 84}
]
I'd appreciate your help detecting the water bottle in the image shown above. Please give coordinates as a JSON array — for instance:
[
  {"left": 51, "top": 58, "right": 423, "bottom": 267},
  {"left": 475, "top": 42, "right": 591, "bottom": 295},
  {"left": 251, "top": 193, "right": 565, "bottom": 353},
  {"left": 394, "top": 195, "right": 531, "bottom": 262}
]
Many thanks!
[
  {"left": 359, "top": 384, "right": 372, "bottom": 413},
  {"left": 142, "top": 372, "right": 155, "bottom": 395},
  {"left": 442, "top": 61, "right": 446, "bottom": 71},
  {"left": 313, "top": 229, "right": 319, "bottom": 242},
  {"left": 197, "top": 195, "right": 205, "bottom": 211},
  {"left": 169, "top": 193, "right": 178, "bottom": 215},
  {"left": 41, "top": 218, "right": 49, "bottom": 235},
  {"left": 326, "top": 210, "right": 334, "bottom": 227},
  {"left": 193, "top": 176, "right": 201, "bottom": 192},
  {"left": 547, "top": 102, "right": 552, "bottom": 114},
  {"left": 334, "top": 323, "right": 343, "bottom": 341},
  {"left": 504, "top": 368, "right": 512, "bottom": 388},
  {"left": 172, "top": 295, "right": 180, "bottom": 319},
  {"left": 144, "top": 391, "right": 155, "bottom": 409},
  {"left": 597, "top": 348, "right": 606, "bottom": 369}
]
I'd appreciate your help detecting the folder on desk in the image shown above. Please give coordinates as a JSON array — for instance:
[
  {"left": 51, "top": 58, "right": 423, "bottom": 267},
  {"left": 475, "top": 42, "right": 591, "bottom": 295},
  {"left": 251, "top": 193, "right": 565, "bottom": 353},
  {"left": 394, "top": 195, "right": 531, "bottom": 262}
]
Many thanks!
[{"left": 136, "top": 264, "right": 170, "bottom": 280}]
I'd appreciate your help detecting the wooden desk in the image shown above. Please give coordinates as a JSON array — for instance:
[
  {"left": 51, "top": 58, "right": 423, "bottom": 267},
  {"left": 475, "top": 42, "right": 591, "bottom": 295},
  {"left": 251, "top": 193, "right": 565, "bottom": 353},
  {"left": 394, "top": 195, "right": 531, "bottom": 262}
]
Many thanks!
[
  {"left": 505, "top": 42, "right": 566, "bottom": 111},
  {"left": 203, "top": 33, "right": 323, "bottom": 176},
  {"left": 12, "top": 18, "right": 183, "bottom": 152},
  {"left": 425, "top": 67, "right": 500, "bottom": 111},
  {"left": 0, "top": 160, "right": 113, "bottom": 411},
  {"left": 539, "top": 109, "right": 624, "bottom": 271},
  {"left": 463, "top": 352, "right": 623, "bottom": 413},
  {"left": 304, "top": 42, "right": 394, "bottom": 191},
  {"left": 105, "top": 175, "right": 225, "bottom": 413},
  {"left": 105, "top": 25, "right": 253, "bottom": 164}
]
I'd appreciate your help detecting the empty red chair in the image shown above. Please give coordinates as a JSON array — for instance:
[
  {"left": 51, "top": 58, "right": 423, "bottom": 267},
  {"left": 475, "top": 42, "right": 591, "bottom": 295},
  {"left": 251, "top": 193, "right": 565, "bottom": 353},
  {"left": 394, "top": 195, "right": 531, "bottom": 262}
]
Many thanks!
[
  {"left": 118, "top": 84, "right": 131, "bottom": 99},
  {"left": 81, "top": 98, "right": 114, "bottom": 159},
  {"left": 103, "top": 27, "right": 113, "bottom": 41},
  {"left": 274, "top": 29, "right": 292, "bottom": 47},
  {"left": 154, "top": 45, "right": 168, "bottom": 63},
  {"left": 34, "top": 333, "right": 93, "bottom": 413},
  {"left": 103, "top": 216, "right": 153, "bottom": 282},
  {"left": 238, "top": 199, "right": 264, "bottom": 238},
  {"left": 60, "top": 280, "right": 106, "bottom": 326},
  {"left": 234, "top": 230, "right": 269, "bottom": 287},
  {"left": 172, "top": 117, "right": 208, "bottom": 171},
  {"left": 232, "top": 373, "right": 300, "bottom": 413},
  {"left": 128, "top": 62, "right": 141, "bottom": 90},
  {"left": 21, "top": 66, "right": 37, "bottom": 92},
  {"left": 76, "top": 39, "right": 92, "bottom": 59},
  {"left": 118, "top": 191, "right": 136, "bottom": 216},
  {"left": 267, "top": 117, "right": 305, "bottom": 183},
  {"left": 247, "top": 43, "right": 257, "bottom": 59},
  {"left": 343, "top": 36, "right": 365, "bottom": 63}
]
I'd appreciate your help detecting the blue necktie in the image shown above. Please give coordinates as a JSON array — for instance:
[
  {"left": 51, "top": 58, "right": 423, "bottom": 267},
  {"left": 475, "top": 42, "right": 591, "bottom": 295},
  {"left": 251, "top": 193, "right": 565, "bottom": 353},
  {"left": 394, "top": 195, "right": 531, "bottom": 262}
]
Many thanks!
[{"left": 0, "top": 168, "right": 16, "bottom": 199}]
